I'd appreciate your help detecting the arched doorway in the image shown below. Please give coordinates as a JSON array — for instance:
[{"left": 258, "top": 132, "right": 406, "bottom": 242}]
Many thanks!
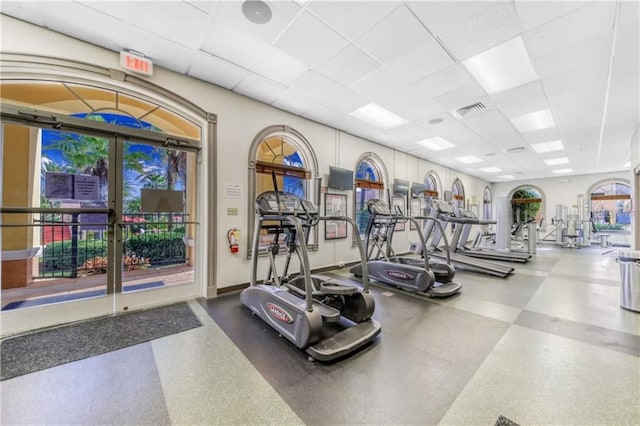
[{"left": 510, "top": 186, "right": 543, "bottom": 224}]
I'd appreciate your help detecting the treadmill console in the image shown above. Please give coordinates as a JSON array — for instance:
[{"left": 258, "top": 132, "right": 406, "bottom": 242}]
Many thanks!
[
  {"left": 256, "top": 191, "right": 318, "bottom": 216},
  {"left": 433, "top": 199, "right": 454, "bottom": 214},
  {"left": 367, "top": 199, "right": 391, "bottom": 215}
]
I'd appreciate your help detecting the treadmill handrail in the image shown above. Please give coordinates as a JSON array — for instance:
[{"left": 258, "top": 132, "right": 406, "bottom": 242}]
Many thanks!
[
  {"left": 413, "top": 215, "right": 452, "bottom": 265},
  {"left": 318, "top": 215, "right": 371, "bottom": 293}
]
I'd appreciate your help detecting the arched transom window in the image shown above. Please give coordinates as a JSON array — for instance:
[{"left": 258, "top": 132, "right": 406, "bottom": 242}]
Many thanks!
[
  {"left": 452, "top": 179, "right": 465, "bottom": 210},
  {"left": 483, "top": 187, "right": 492, "bottom": 220},
  {"left": 590, "top": 180, "right": 631, "bottom": 231},
  {"left": 355, "top": 156, "right": 385, "bottom": 237}
]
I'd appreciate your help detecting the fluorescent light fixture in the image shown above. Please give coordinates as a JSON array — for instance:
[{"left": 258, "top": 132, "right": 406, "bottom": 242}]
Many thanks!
[
  {"left": 510, "top": 109, "right": 555, "bottom": 133},
  {"left": 462, "top": 36, "right": 538, "bottom": 95},
  {"left": 416, "top": 136, "right": 456, "bottom": 151},
  {"left": 624, "top": 161, "right": 631, "bottom": 168},
  {"left": 552, "top": 168, "right": 573, "bottom": 174},
  {"left": 349, "top": 103, "right": 408, "bottom": 129},
  {"left": 497, "top": 175, "right": 515, "bottom": 179},
  {"left": 544, "top": 157, "right": 570, "bottom": 166},
  {"left": 456, "top": 155, "right": 483, "bottom": 164},
  {"left": 479, "top": 167, "right": 502, "bottom": 173},
  {"left": 531, "top": 140, "right": 564, "bottom": 153}
]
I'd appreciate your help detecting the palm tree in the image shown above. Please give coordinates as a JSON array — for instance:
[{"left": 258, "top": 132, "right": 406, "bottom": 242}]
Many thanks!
[{"left": 45, "top": 115, "right": 151, "bottom": 201}]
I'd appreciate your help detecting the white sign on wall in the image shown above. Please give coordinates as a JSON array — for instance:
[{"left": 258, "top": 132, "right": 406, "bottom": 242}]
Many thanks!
[
  {"left": 224, "top": 183, "right": 242, "bottom": 198},
  {"left": 73, "top": 175, "right": 100, "bottom": 201}
]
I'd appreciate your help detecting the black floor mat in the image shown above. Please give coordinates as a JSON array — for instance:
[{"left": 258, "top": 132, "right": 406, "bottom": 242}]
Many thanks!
[{"left": 1, "top": 302, "right": 201, "bottom": 381}]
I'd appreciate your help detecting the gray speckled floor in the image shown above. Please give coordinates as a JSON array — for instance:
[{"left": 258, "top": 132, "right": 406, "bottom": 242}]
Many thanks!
[{"left": 1, "top": 246, "right": 639, "bottom": 425}]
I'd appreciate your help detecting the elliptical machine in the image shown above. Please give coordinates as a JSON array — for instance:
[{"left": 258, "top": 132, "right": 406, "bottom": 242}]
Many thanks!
[
  {"left": 241, "top": 173, "right": 381, "bottom": 362},
  {"left": 350, "top": 198, "right": 462, "bottom": 297}
]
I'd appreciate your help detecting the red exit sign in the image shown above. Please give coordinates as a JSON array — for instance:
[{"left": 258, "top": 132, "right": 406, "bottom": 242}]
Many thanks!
[{"left": 120, "top": 51, "right": 153, "bottom": 76}]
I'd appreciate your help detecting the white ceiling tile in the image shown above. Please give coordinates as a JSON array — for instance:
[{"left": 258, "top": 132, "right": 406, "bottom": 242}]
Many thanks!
[
  {"left": 272, "top": 91, "right": 318, "bottom": 116},
  {"left": 406, "top": 1, "right": 495, "bottom": 37},
  {"left": 233, "top": 74, "right": 285, "bottom": 105},
  {"left": 188, "top": 51, "right": 245, "bottom": 90},
  {"left": 42, "top": 2, "right": 127, "bottom": 52},
  {"left": 547, "top": 81, "right": 608, "bottom": 132},
  {"left": 618, "top": 0, "right": 639, "bottom": 26},
  {"left": 492, "top": 81, "right": 549, "bottom": 118},
  {"left": 318, "top": 44, "right": 381, "bottom": 86},
  {"left": 125, "top": 25, "right": 195, "bottom": 74},
  {"left": 127, "top": 1, "right": 209, "bottom": 49},
  {"left": 201, "top": 17, "right": 309, "bottom": 86},
  {"left": 1, "top": 1, "right": 46, "bottom": 26},
  {"left": 393, "top": 98, "right": 448, "bottom": 122},
  {"left": 612, "top": 20, "right": 640, "bottom": 75},
  {"left": 276, "top": 11, "right": 348, "bottom": 68},
  {"left": 381, "top": 123, "right": 432, "bottom": 145},
  {"left": 437, "top": 1, "right": 523, "bottom": 60},
  {"left": 462, "top": 110, "right": 525, "bottom": 150},
  {"left": 411, "top": 65, "right": 473, "bottom": 99},
  {"left": 423, "top": 115, "right": 488, "bottom": 149},
  {"left": 302, "top": 104, "right": 342, "bottom": 125},
  {"left": 184, "top": 1, "right": 219, "bottom": 15},
  {"left": 213, "top": 1, "right": 301, "bottom": 44},
  {"left": 292, "top": 72, "right": 368, "bottom": 114},
  {"left": 76, "top": 0, "right": 128, "bottom": 21},
  {"left": 541, "top": 64, "right": 610, "bottom": 95},
  {"left": 307, "top": 1, "right": 399, "bottom": 40},
  {"left": 434, "top": 82, "right": 487, "bottom": 112},
  {"left": 355, "top": 4, "right": 435, "bottom": 63},
  {"left": 515, "top": 1, "right": 592, "bottom": 31},
  {"left": 385, "top": 40, "right": 455, "bottom": 84},
  {"left": 351, "top": 68, "right": 404, "bottom": 103},
  {"left": 521, "top": 127, "right": 563, "bottom": 145},
  {"left": 533, "top": 31, "right": 612, "bottom": 79},
  {"left": 525, "top": 1, "right": 616, "bottom": 59}
]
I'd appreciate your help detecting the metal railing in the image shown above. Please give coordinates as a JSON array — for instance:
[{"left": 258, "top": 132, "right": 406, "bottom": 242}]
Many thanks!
[{"left": 32, "top": 212, "right": 191, "bottom": 278}]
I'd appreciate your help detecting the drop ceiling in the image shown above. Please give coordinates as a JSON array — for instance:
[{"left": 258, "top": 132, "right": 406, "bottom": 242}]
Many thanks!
[{"left": 1, "top": 0, "right": 638, "bottom": 182}]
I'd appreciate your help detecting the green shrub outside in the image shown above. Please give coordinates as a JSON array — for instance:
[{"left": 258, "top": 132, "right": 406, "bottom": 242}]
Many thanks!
[{"left": 42, "top": 232, "right": 186, "bottom": 272}]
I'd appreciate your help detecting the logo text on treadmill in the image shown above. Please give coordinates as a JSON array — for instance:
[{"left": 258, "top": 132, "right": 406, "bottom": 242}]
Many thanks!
[
  {"left": 385, "top": 270, "right": 414, "bottom": 280},
  {"left": 266, "top": 303, "right": 294, "bottom": 324}
]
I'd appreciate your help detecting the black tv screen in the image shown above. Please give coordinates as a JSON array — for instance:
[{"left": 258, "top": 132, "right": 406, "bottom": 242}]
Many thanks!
[
  {"left": 411, "top": 183, "right": 426, "bottom": 197},
  {"left": 394, "top": 178, "right": 410, "bottom": 195},
  {"left": 327, "top": 166, "right": 354, "bottom": 190}
]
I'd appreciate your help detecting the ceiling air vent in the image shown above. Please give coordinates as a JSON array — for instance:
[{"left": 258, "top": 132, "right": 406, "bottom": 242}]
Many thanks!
[
  {"left": 453, "top": 102, "right": 486, "bottom": 119},
  {"left": 506, "top": 146, "right": 526, "bottom": 154}
]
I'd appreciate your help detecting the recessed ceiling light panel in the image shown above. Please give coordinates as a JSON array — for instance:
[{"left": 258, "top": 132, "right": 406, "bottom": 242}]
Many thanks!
[
  {"left": 544, "top": 157, "right": 570, "bottom": 166},
  {"left": 462, "top": 36, "right": 538, "bottom": 95},
  {"left": 479, "top": 167, "right": 502, "bottom": 173},
  {"left": 456, "top": 155, "right": 483, "bottom": 164},
  {"left": 510, "top": 109, "right": 555, "bottom": 133},
  {"left": 349, "top": 103, "right": 408, "bottom": 129},
  {"left": 416, "top": 136, "right": 456, "bottom": 151},
  {"left": 531, "top": 140, "right": 564, "bottom": 153},
  {"left": 552, "top": 168, "right": 573, "bottom": 174}
]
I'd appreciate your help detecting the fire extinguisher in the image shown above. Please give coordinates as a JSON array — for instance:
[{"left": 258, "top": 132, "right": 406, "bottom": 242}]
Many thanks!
[{"left": 227, "top": 228, "right": 240, "bottom": 253}]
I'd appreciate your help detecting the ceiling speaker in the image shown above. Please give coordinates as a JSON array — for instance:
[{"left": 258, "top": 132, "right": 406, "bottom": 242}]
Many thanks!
[{"left": 242, "top": 0, "right": 273, "bottom": 25}]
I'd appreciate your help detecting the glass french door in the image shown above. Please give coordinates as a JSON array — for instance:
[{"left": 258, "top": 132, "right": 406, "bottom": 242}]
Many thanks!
[{"left": 1, "top": 117, "right": 199, "bottom": 335}]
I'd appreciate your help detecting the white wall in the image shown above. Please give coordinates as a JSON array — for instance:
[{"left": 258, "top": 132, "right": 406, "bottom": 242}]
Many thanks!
[
  {"left": 1, "top": 15, "right": 492, "bottom": 290},
  {"left": 630, "top": 125, "right": 639, "bottom": 249}
]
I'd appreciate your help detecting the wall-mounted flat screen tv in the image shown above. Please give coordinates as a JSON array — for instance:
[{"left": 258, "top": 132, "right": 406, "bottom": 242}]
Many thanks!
[
  {"left": 411, "top": 183, "right": 426, "bottom": 197},
  {"left": 393, "top": 178, "right": 410, "bottom": 195},
  {"left": 327, "top": 166, "right": 354, "bottom": 190}
]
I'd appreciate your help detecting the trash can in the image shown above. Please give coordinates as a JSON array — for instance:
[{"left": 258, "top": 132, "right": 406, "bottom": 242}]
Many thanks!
[
  {"left": 600, "top": 234, "right": 610, "bottom": 248},
  {"left": 616, "top": 250, "right": 640, "bottom": 313}
]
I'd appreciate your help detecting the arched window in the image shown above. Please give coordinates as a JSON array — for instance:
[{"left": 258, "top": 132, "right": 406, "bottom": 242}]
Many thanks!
[
  {"left": 423, "top": 171, "right": 440, "bottom": 212},
  {"left": 451, "top": 178, "right": 465, "bottom": 210},
  {"left": 589, "top": 180, "right": 631, "bottom": 231},
  {"left": 354, "top": 154, "right": 386, "bottom": 237},
  {"left": 248, "top": 126, "right": 318, "bottom": 256},
  {"left": 483, "top": 187, "right": 492, "bottom": 220}
]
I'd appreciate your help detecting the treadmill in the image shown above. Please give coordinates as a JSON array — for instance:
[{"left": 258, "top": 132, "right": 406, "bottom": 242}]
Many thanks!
[
  {"left": 451, "top": 209, "right": 532, "bottom": 263},
  {"left": 425, "top": 200, "right": 514, "bottom": 278},
  {"left": 350, "top": 199, "right": 461, "bottom": 297}
]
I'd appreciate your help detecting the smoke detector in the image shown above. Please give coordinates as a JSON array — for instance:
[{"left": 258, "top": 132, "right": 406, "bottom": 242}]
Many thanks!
[{"left": 242, "top": 0, "right": 272, "bottom": 24}]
